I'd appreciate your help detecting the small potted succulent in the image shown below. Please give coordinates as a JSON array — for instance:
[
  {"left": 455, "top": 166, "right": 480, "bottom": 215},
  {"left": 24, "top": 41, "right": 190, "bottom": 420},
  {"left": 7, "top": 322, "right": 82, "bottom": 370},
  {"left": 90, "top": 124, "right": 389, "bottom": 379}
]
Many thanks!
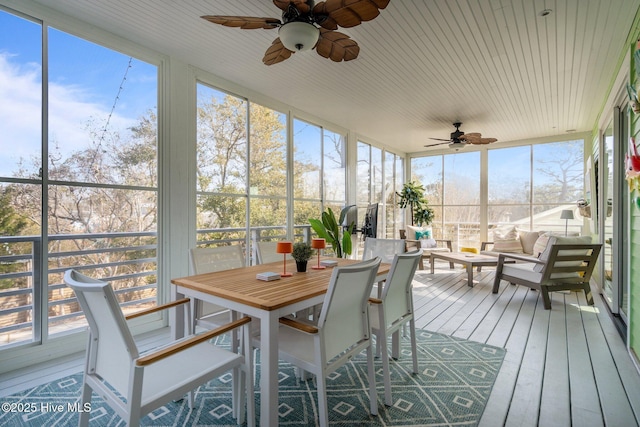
[{"left": 291, "top": 242, "right": 313, "bottom": 272}]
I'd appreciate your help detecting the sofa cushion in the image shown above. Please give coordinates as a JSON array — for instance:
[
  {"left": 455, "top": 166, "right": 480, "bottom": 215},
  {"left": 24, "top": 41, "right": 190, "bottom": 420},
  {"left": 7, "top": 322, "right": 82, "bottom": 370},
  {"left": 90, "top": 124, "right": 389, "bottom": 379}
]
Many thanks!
[
  {"left": 518, "top": 230, "right": 543, "bottom": 255},
  {"left": 533, "top": 235, "right": 593, "bottom": 275}
]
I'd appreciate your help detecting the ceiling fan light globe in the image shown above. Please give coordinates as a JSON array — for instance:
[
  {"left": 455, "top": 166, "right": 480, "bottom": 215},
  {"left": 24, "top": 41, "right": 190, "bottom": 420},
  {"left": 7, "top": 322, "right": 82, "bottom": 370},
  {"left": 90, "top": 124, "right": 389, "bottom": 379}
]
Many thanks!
[
  {"left": 279, "top": 21, "right": 319, "bottom": 52},
  {"left": 449, "top": 142, "right": 465, "bottom": 151}
]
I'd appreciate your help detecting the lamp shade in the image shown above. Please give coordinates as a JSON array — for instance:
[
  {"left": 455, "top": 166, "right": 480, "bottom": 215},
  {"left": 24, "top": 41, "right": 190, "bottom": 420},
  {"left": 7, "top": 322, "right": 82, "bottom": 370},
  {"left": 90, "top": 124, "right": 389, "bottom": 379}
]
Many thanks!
[
  {"left": 276, "top": 241, "right": 293, "bottom": 254},
  {"left": 278, "top": 21, "right": 319, "bottom": 52},
  {"left": 560, "top": 209, "right": 574, "bottom": 220},
  {"left": 311, "top": 238, "right": 326, "bottom": 249}
]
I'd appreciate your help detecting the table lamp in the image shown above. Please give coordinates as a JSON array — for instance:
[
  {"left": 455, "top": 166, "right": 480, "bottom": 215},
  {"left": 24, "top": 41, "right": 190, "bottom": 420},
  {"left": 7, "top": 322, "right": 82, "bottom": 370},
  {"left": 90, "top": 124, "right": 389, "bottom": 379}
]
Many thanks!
[
  {"left": 311, "top": 238, "right": 326, "bottom": 270},
  {"left": 560, "top": 209, "right": 574, "bottom": 236},
  {"left": 276, "top": 241, "right": 293, "bottom": 277}
]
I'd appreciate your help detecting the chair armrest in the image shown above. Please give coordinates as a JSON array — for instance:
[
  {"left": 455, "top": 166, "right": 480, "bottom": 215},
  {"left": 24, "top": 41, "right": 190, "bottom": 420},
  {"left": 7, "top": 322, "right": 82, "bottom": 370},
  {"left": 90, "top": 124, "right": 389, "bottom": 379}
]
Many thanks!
[
  {"left": 125, "top": 298, "right": 190, "bottom": 320},
  {"left": 279, "top": 316, "right": 319, "bottom": 334},
  {"left": 497, "top": 252, "right": 542, "bottom": 264},
  {"left": 480, "top": 241, "right": 493, "bottom": 251},
  {"left": 368, "top": 297, "right": 383, "bottom": 304},
  {"left": 135, "top": 316, "right": 251, "bottom": 366}
]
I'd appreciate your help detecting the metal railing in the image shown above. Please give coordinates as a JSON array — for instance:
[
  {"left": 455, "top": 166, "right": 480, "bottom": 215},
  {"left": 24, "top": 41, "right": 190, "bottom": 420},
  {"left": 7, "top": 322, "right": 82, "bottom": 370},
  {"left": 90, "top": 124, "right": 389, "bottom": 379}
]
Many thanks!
[
  {"left": 0, "top": 231, "right": 158, "bottom": 347},
  {"left": 1, "top": 225, "right": 315, "bottom": 347}
]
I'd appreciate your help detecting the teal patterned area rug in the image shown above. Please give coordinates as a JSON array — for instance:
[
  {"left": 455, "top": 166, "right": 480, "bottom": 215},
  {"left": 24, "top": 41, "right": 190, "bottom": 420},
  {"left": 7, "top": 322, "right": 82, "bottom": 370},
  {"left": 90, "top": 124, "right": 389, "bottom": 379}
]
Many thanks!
[{"left": 1, "top": 330, "right": 505, "bottom": 426}]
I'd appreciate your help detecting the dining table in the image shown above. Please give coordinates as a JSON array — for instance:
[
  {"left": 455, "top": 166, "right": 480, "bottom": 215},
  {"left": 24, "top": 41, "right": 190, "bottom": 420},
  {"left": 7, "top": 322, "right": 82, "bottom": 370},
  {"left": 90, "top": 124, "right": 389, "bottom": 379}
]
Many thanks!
[{"left": 171, "top": 257, "right": 390, "bottom": 426}]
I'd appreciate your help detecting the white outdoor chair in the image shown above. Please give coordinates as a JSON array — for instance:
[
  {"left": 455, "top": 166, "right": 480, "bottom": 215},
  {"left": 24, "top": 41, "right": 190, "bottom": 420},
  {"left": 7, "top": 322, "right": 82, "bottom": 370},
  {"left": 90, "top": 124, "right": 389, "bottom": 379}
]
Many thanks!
[
  {"left": 190, "top": 245, "right": 245, "bottom": 331},
  {"left": 362, "top": 237, "right": 406, "bottom": 263},
  {"left": 492, "top": 239, "right": 602, "bottom": 309},
  {"left": 270, "top": 257, "right": 382, "bottom": 427},
  {"left": 254, "top": 241, "right": 281, "bottom": 264},
  {"left": 368, "top": 249, "right": 422, "bottom": 406},
  {"left": 64, "top": 269, "right": 255, "bottom": 427}
]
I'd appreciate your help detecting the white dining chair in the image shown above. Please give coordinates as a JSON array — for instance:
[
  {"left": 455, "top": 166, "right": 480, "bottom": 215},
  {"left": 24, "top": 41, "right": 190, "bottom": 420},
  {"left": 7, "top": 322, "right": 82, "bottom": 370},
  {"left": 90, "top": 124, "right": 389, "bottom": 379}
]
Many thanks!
[
  {"left": 362, "top": 237, "right": 406, "bottom": 263},
  {"left": 270, "top": 257, "right": 382, "bottom": 427},
  {"left": 254, "top": 241, "right": 282, "bottom": 264},
  {"left": 190, "top": 245, "right": 245, "bottom": 331},
  {"left": 64, "top": 269, "right": 255, "bottom": 427},
  {"left": 368, "top": 249, "right": 422, "bottom": 406}
]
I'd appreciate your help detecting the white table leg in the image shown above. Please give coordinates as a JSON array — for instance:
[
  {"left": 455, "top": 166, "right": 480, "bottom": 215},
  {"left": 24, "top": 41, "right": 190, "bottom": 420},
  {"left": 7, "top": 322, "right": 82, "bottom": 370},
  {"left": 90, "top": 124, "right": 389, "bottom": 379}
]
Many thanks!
[{"left": 260, "top": 311, "right": 280, "bottom": 426}]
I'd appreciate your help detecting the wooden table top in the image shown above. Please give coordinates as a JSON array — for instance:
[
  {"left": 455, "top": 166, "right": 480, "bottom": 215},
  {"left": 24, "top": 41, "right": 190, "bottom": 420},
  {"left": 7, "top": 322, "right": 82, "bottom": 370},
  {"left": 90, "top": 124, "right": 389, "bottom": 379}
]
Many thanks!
[{"left": 172, "top": 258, "right": 390, "bottom": 311}]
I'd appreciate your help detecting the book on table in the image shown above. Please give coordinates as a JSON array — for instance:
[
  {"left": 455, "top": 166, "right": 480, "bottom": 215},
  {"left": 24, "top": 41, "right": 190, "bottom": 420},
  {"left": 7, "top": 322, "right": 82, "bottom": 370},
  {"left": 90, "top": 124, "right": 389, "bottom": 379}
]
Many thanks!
[{"left": 257, "top": 272, "right": 281, "bottom": 281}]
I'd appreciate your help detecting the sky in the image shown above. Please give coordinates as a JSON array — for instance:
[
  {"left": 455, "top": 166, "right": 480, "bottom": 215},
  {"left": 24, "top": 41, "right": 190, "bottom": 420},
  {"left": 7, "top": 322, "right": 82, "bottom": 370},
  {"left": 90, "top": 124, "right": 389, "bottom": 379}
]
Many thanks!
[{"left": 0, "top": 8, "right": 157, "bottom": 178}]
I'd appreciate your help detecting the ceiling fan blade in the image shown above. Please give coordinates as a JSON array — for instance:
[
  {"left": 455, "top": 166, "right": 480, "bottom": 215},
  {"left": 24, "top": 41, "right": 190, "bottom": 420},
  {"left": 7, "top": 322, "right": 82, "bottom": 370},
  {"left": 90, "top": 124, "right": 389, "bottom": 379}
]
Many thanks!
[
  {"left": 202, "top": 15, "right": 281, "bottom": 29},
  {"left": 459, "top": 132, "right": 481, "bottom": 140},
  {"left": 263, "top": 38, "right": 294, "bottom": 65},
  {"left": 429, "top": 137, "right": 451, "bottom": 142},
  {"left": 313, "top": 0, "right": 390, "bottom": 29},
  {"left": 315, "top": 29, "right": 359, "bottom": 62},
  {"left": 469, "top": 137, "right": 498, "bottom": 144},
  {"left": 424, "top": 141, "right": 453, "bottom": 147},
  {"left": 273, "top": 0, "right": 312, "bottom": 13}
]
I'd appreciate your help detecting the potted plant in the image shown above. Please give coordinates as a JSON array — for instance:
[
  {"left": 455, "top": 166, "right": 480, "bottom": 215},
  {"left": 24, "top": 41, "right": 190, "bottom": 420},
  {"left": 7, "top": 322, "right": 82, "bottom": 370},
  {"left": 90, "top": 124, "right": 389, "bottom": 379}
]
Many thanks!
[
  {"left": 291, "top": 242, "right": 313, "bottom": 272},
  {"left": 309, "top": 206, "right": 356, "bottom": 258},
  {"left": 397, "top": 181, "right": 434, "bottom": 226}
]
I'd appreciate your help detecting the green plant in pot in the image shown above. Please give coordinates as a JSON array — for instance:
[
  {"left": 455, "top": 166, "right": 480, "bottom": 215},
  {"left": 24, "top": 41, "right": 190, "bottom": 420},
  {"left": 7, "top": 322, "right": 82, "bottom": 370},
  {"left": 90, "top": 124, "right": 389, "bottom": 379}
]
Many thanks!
[
  {"left": 397, "top": 181, "right": 434, "bottom": 227},
  {"left": 291, "top": 242, "right": 313, "bottom": 272},
  {"left": 309, "top": 206, "right": 355, "bottom": 258}
]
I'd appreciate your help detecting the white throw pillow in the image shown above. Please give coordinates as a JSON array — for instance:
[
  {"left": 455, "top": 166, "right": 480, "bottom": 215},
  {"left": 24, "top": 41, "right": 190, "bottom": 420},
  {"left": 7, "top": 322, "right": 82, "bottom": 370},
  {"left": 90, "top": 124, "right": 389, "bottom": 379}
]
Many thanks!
[
  {"left": 492, "top": 239, "right": 523, "bottom": 253},
  {"left": 492, "top": 225, "right": 522, "bottom": 253},
  {"left": 420, "top": 238, "right": 437, "bottom": 249},
  {"left": 406, "top": 225, "right": 432, "bottom": 240},
  {"left": 532, "top": 232, "right": 553, "bottom": 258},
  {"left": 492, "top": 225, "right": 518, "bottom": 240},
  {"left": 518, "top": 230, "right": 544, "bottom": 255}
]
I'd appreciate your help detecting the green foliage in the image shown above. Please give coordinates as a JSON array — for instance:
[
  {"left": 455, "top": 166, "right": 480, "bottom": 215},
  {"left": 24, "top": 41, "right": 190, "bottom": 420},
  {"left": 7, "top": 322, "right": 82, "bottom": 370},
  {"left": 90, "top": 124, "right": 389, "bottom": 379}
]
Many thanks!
[
  {"left": 396, "top": 181, "right": 434, "bottom": 226},
  {"left": 0, "top": 187, "right": 28, "bottom": 238},
  {"left": 309, "top": 206, "right": 355, "bottom": 258},
  {"left": 291, "top": 242, "right": 313, "bottom": 261}
]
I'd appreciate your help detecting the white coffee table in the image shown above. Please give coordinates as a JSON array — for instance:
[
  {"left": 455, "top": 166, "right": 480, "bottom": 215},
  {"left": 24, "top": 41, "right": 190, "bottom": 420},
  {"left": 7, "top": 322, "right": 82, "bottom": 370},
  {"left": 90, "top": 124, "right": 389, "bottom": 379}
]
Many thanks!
[{"left": 429, "top": 251, "right": 510, "bottom": 287}]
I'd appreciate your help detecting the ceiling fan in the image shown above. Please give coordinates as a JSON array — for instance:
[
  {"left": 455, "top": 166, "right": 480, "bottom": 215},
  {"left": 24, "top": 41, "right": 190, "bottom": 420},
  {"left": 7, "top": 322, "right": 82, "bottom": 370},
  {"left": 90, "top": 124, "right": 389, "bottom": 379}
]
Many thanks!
[
  {"left": 425, "top": 122, "right": 498, "bottom": 150},
  {"left": 201, "top": 0, "right": 390, "bottom": 65}
]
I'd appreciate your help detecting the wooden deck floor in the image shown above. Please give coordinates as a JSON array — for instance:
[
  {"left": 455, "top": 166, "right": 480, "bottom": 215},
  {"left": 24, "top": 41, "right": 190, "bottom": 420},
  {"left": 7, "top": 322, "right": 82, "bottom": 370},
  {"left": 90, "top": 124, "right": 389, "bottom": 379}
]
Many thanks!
[
  {"left": 413, "top": 263, "right": 640, "bottom": 427},
  {"left": 2, "top": 263, "right": 640, "bottom": 426}
]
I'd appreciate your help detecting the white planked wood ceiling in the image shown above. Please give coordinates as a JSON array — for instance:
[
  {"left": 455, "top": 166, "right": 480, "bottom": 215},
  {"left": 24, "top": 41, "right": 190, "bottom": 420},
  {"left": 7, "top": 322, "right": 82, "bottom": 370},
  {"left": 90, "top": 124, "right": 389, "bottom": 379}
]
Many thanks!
[{"left": 21, "top": 0, "right": 640, "bottom": 153}]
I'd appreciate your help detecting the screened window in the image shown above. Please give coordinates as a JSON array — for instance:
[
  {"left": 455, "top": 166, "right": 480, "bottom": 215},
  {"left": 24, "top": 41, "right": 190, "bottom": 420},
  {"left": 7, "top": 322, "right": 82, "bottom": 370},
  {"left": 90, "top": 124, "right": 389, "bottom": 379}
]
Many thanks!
[
  {"left": 412, "top": 139, "right": 584, "bottom": 249},
  {"left": 0, "top": 8, "right": 159, "bottom": 347},
  {"left": 293, "top": 119, "right": 347, "bottom": 239},
  {"left": 412, "top": 152, "right": 480, "bottom": 248},
  {"left": 356, "top": 141, "right": 404, "bottom": 241}
]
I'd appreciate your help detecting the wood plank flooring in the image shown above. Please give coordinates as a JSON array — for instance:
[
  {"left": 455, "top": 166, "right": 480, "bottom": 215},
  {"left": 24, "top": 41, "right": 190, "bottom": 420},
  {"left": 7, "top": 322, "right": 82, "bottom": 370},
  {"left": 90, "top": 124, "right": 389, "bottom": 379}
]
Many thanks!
[
  {"left": 2, "top": 262, "right": 640, "bottom": 426},
  {"left": 412, "top": 263, "right": 640, "bottom": 427}
]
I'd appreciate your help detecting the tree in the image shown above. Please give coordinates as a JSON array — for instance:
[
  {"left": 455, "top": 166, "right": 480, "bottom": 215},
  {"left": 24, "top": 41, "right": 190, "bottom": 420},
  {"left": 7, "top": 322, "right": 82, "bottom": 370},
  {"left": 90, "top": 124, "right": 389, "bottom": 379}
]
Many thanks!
[{"left": 534, "top": 140, "right": 584, "bottom": 203}]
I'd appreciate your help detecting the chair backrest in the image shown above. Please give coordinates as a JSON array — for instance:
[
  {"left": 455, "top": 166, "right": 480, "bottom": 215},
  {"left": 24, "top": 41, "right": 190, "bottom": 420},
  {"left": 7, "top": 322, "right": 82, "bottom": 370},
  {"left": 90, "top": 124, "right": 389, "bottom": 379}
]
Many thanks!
[
  {"left": 190, "top": 245, "right": 245, "bottom": 274},
  {"left": 540, "top": 243, "right": 602, "bottom": 281},
  {"left": 317, "top": 257, "right": 381, "bottom": 360},
  {"left": 255, "top": 241, "right": 282, "bottom": 265},
  {"left": 64, "top": 269, "right": 137, "bottom": 396},
  {"left": 380, "top": 249, "right": 422, "bottom": 328},
  {"left": 362, "top": 237, "right": 405, "bottom": 263}
]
